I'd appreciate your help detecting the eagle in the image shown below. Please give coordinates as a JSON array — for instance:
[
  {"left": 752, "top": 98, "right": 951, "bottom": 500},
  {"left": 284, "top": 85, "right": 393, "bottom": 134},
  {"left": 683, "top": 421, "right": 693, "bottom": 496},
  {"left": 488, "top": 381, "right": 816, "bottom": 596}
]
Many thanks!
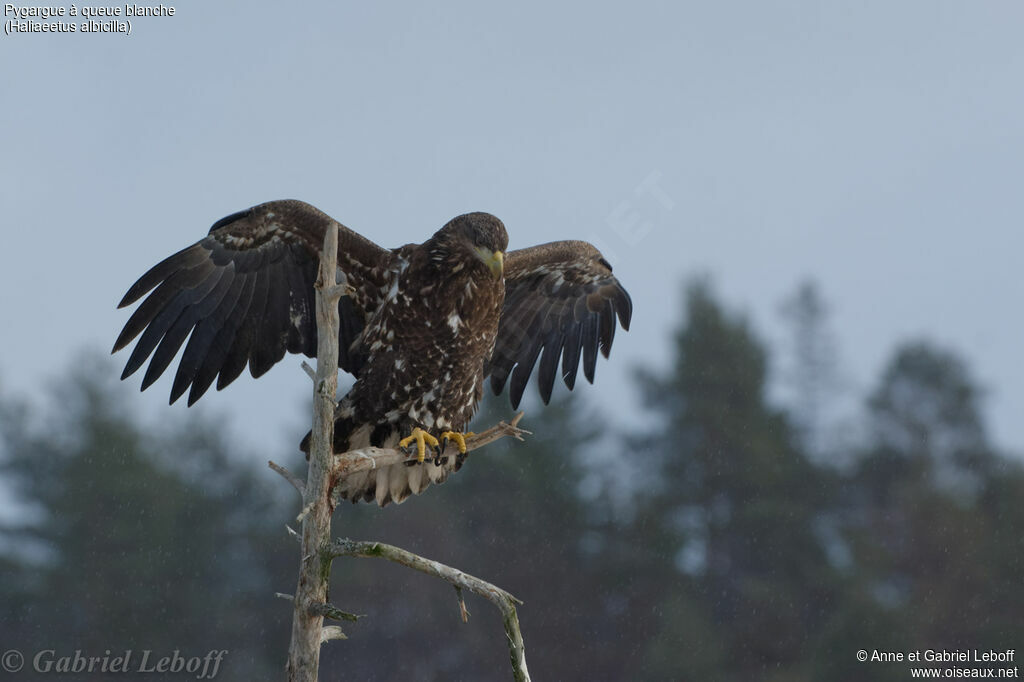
[{"left": 113, "top": 200, "right": 632, "bottom": 505}]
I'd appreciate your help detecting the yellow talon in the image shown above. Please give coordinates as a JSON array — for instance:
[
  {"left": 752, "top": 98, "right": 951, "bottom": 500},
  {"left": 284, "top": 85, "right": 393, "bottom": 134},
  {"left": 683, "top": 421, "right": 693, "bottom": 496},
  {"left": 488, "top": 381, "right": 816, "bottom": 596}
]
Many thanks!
[
  {"left": 399, "top": 427, "right": 440, "bottom": 463},
  {"left": 440, "top": 431, "right": 475, "bottom": 454}
]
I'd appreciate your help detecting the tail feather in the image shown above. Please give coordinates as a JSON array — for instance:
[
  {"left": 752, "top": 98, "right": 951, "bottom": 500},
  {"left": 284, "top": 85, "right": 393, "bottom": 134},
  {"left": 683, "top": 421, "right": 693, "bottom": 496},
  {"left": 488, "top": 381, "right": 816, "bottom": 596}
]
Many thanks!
[
  {"left": 325, "top": 423, "right": 462, "bottom": 506},
  {"left": 406, "top": 464, "right": 425, "bottom": 495}
]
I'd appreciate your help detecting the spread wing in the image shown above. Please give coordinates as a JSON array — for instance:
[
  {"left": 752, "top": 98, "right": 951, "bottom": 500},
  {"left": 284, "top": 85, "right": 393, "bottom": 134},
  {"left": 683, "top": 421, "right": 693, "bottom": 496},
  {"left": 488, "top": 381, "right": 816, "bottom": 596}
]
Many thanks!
[
  {"left": 112, "top": 199, "right": 395, "bottom": 405},
  {"left": 487, "top": 240, "right": 633, "bottom": 408}
]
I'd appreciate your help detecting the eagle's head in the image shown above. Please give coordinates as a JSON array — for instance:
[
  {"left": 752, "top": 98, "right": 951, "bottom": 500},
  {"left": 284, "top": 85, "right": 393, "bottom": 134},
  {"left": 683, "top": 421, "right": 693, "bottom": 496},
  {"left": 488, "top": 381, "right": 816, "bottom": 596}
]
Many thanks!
[{"left": 431, "top": 212, "right": 508, "bottom": 280}]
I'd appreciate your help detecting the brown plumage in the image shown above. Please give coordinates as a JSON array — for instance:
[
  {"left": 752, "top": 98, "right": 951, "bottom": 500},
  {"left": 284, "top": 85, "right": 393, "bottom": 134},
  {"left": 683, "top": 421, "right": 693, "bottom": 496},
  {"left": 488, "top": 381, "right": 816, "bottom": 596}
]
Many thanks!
[{"left": 113, "top": 199, "right": 632, "bottom": 505}]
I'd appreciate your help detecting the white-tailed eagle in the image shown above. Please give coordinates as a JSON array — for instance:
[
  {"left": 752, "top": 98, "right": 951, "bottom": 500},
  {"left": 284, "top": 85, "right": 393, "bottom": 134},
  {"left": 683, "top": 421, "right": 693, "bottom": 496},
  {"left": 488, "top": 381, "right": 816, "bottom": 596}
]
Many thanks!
[{"left": 113, "top": 200, "right": 632, "bottom": 505}]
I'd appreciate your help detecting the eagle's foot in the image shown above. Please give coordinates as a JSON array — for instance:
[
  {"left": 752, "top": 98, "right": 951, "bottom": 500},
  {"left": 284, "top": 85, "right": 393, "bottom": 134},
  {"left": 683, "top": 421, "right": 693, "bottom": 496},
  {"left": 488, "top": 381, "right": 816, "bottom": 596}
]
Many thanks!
[
  {"left": 399, "top": 427, "right": 440, "bottom": 463},
  {"left": 440, "top": 431, "right": 475, "bottom": 455}
]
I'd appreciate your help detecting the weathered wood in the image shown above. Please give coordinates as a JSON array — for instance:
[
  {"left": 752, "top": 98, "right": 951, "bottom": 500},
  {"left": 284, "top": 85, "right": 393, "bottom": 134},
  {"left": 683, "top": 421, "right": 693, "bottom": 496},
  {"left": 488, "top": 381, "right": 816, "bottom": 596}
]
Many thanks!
[
  {"left": 286, "top": 221, "right": 342, "bottom": 682},
  {"left": 329, "top": 539, "right": 532, "bottom": 682}
]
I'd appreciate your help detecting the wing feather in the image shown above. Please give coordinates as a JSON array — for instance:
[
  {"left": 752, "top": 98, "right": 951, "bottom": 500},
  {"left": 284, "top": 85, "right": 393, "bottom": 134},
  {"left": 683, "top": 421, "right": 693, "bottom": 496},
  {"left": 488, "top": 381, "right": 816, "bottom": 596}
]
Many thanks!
[
  {"left": 560, "top": 320, "right": 584, "bottom": 390},
  {"left": 117, "top": 244, "right": 210, "bottom": 308},
  {"left": 219, "top": 264, "right": 268, "bottom": 387},
  {"left": 120, "top": 259, "right": 219, "bottom": 380},
  {"left": 598, "top": 298, "right": 615, "bottom": 358},
  {"left": 536, "top": 329, "right": 563, "bottom": 404},
  {"left": 487, "top": 240, "right": 632, "bottom": 406},
  {"left": 283, "top": 242, "right": 316, "bottom": 355},
  {"left": 188, "top": 270, "right": 256, "bottom": 404},
  {"left": 251, "top": 257, "right": 289, "bottom": 377},
  {"left": 141, "top": 265, "right": 234, "bottom": 391},
  {"left": 581, "top": 313, "right": 599, "bottom": 384},
  {"left": 172, "top": 268, "right": 246, "bottom": 404},
  {"left": 114, "top": 249, "right": 214, "bottom": 356},
  {"left": 113, "top": 199, "right": 395, "bottom": 403},
  {"left": 508, "top": 330, "right": 545, "bottom": 408}
]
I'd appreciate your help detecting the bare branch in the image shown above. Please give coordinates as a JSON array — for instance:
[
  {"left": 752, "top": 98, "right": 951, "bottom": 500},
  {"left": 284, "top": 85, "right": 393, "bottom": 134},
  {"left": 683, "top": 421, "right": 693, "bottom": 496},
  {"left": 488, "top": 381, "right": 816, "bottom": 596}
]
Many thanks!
[
  {"left": 501, "top": 603, "right": 529, "bottom": 682},
  {"left": 300, "top": 361, "right": 316, "bottom": 382},
  {"left": 454, "top": 585, "right": 470, "bottom": 623},
  {"left": 328, "top": 538, "right": 522, "bottom": 606},
  {"left": 268, "top": 460, "right": 305, "bottom": 496},
  {"left": 329, "top": 538, "right": 531, "bottom": 682}
]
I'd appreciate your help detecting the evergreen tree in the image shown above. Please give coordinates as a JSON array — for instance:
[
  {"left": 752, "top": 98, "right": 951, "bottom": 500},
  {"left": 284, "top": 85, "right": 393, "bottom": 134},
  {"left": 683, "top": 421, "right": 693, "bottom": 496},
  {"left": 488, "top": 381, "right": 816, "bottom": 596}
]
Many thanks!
[
  {"left": 843, "top": 341, "right": 1020, "bottom": 657},
  {"left": 865, "top": 341, "right": 993, "bottom": 495},
  {"left": 974, "top": 457, "right": 1024, "bottom": 645},
  {"left": 634, "top": 281, "right": 839, "bottom": 681},
  {"left": 0, "top": 355, "right": 294, "bottom": 679},
  {"left": 778, "top": 280, "right": 843, "bottom": 462}
]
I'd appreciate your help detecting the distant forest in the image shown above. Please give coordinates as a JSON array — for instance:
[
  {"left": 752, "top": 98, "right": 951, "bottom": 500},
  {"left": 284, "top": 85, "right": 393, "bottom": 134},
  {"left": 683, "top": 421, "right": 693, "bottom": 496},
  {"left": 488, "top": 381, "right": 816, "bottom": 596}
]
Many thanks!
[{"left": 1, "top": 279, "right": 1020, "bottom": 681}]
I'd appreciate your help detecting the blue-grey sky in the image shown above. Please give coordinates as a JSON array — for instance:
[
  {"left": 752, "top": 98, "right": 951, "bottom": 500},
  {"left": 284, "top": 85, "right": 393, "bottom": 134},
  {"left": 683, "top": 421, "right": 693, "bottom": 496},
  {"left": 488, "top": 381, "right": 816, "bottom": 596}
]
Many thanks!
[{"left": 2, "top": 1, "right": 1023, "bottom": 458}]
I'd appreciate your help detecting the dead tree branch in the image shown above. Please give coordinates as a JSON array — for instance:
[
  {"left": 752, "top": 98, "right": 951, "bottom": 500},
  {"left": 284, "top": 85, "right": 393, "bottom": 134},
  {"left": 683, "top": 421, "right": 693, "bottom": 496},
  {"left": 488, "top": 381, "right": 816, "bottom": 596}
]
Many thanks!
[
  {"left": 268, "top": 460, "right": 306, "bottom": 497},
  {"left": 286, "top": 221, "right": 342, "bottom": 682},
  {"left": 329, "top": 539, "right": 531, "bottom": 682}
]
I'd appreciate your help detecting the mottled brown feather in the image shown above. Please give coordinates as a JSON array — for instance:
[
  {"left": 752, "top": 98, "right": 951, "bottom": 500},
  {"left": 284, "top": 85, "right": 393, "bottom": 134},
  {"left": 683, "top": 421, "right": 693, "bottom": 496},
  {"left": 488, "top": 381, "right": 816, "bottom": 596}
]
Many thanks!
[
  {"left": 487, "top": 240, "right": 632, "bottom": 408},
  {"left": 113, "top": 199, "right": 395, "bottom": 404}
]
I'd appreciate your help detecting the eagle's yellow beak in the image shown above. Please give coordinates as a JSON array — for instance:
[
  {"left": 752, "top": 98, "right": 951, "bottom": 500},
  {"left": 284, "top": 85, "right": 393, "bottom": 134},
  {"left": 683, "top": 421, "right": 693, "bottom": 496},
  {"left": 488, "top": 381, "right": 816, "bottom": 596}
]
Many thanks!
[{"left": 474, "top": 247, "right": 504, "bottom": 280}]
